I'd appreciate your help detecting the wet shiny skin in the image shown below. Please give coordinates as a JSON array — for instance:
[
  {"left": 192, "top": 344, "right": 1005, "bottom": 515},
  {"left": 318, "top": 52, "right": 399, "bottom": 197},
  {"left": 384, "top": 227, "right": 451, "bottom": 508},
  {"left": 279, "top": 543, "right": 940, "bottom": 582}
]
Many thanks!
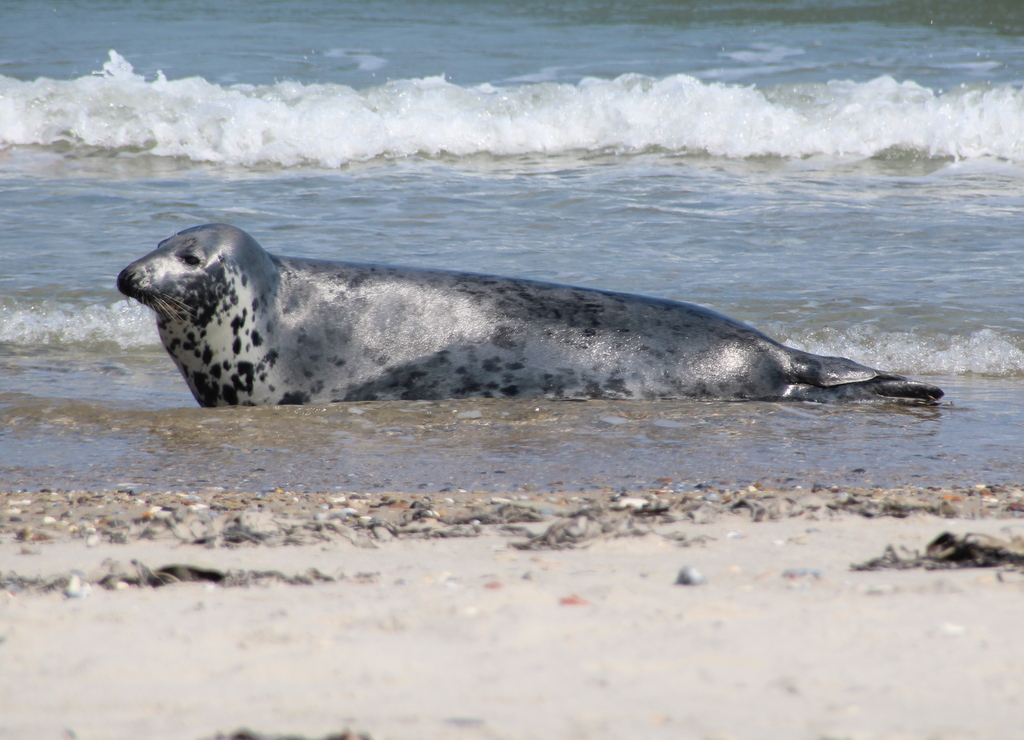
[{"left": 118, "top": 224, "right": 943, "bottom": 407}]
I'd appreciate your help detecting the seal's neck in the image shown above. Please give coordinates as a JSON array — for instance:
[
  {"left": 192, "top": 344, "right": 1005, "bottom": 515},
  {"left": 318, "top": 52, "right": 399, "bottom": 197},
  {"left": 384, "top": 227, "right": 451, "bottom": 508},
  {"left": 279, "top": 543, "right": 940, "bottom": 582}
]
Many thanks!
[{"left": 160, "top": 260, "right": 280, "bottom": 407}]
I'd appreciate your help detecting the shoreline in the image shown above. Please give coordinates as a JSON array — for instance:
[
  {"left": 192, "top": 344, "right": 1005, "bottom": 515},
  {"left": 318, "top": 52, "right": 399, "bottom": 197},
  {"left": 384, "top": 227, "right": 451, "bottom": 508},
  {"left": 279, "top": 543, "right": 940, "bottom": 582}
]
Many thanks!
[{"left": 4, "top": 482, "right": 1024, "bottom": 547}]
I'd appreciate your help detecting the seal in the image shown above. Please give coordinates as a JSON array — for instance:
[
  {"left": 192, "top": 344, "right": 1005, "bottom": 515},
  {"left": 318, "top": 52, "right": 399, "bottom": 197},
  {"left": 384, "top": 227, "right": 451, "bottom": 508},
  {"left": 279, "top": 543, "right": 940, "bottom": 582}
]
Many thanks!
[{"left": 117, "top": 224, "right": 944, "bottom": 407}]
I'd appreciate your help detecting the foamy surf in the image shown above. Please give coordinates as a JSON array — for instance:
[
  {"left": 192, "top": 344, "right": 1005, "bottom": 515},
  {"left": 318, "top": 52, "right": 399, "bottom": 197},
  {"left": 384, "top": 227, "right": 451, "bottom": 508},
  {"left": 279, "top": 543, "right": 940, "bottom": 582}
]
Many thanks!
[
  {"left": 785, "top": 326, "right": 1024, "bottom": 378},
  {"left": 2, "top": 50, "right": 1024, "bottom": 168},
  {"left": 0, "top": 300, "right": 158, "bottom": 349}
]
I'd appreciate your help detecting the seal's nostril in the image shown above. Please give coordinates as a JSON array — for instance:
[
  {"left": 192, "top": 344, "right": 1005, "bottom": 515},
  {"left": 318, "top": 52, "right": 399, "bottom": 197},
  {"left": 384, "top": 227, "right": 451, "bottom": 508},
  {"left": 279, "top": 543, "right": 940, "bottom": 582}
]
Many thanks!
[{"left": 116, "top": 267, "right": 140, "bottom": 297}]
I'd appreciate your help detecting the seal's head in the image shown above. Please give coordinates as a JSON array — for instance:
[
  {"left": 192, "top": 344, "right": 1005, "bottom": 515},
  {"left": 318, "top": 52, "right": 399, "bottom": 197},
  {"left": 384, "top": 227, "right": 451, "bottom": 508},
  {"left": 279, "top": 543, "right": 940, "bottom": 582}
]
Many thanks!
[
  {"left": 118, "top": 224, "right": 280, "bottom": 406},
  {"left": 118, "top": 224, "right": 275, "bottom": 327}
]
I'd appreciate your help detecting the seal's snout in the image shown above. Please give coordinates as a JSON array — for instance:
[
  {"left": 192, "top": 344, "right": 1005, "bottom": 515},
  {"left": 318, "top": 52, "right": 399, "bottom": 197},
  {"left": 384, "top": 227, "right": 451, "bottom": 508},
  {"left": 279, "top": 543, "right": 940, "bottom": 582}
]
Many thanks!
[{"left": 116, "top": 265, "right": 140, "bottom": 299}]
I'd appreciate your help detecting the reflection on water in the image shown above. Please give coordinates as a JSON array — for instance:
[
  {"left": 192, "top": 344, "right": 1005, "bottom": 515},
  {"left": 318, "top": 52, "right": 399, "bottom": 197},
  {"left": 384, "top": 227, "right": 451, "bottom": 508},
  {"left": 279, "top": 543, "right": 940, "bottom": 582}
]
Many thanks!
[{"left": 3, "top": 378, "right": 1020, "bottom": 492}]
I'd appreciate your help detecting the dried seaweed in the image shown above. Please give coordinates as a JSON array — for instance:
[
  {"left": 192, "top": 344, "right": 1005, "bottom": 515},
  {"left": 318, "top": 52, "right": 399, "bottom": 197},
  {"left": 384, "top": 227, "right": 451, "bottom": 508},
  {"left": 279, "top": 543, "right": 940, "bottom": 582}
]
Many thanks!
[{"left": 852, "top": 531, "right": 1024, "bottom": 572}]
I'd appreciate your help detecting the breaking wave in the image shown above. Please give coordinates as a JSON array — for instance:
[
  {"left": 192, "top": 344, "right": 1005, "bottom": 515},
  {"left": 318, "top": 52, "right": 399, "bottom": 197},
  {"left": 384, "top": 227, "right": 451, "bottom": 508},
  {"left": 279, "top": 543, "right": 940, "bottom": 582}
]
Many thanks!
[{"left": 3, "top": 50, "right": 1024, "bottom": 168}]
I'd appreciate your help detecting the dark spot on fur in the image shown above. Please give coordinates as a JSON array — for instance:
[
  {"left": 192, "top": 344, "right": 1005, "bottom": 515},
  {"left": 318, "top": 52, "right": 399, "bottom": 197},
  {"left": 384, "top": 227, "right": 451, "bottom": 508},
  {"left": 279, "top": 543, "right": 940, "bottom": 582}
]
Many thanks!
[
  {"left": 233, "top": 361, "right": 255, "bottom": 394},
  {"left": 455, "top": 378, "right": 482, "bottom": 395},
  {"left": 501, "top": 384, "right": 519, "bottom": 397},
  {"left": 279, "top": 391, "right": 310, "bottom": 405},
  {"left": 505, "top": 361, "right": 524, "bottom": 371},
  {"left": 251, "top": 330, "right": 263, "bottom": 348},
  {"left": 482, "top": 357, "right": 501, "bottom": 373},
  {"left": 603, "top": 377, "right": 629, "bottom": 395},
  {"left": 190, "top": 370, "right": 220, "bottom": 407},
  {"left": 222, "top": 384, "right": 239, "bottom": 405},
  {"left": 202, "top": 346, "right": 213, "bottom": 365},
  {"left": 232, "top": 337, "right": 241, "bottom": 354}
]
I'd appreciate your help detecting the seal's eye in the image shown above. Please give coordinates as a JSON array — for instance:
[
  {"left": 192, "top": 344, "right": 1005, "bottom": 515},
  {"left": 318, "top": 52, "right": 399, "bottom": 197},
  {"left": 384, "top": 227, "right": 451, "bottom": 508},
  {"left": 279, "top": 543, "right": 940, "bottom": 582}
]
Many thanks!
[{"left": 180, "top": 254, "right": 202, "bottom": 267}]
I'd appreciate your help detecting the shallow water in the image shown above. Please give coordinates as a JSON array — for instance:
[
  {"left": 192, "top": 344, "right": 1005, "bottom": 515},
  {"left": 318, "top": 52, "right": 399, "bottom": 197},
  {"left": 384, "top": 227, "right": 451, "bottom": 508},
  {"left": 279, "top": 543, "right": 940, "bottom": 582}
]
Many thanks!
[
  {"left": 2, "top": 376, "right": 1021, "bottom": 492},
  {"left": 3, "top": 1, "right": 1024, "bottom": 490}
]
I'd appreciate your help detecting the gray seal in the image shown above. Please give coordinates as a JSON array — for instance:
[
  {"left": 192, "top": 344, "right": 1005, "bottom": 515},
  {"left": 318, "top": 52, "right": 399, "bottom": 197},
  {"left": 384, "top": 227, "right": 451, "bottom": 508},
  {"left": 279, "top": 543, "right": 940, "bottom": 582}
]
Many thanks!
[{"left": 117, "top": 224, "right": 943, "bottom": 407}]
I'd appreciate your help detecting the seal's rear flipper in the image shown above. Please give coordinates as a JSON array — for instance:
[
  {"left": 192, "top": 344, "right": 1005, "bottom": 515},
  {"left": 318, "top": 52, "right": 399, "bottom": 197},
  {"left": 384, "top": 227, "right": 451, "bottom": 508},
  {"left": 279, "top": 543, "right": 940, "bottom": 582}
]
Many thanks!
[
  {"left": 862, "top": 376, "right": 944, "bottom": 402},
  {"left": 786, "top": 351, "right": 943, "bottom": 404},
  {"left": 802, "top": 376, "right": 944, "bottom": 403}
]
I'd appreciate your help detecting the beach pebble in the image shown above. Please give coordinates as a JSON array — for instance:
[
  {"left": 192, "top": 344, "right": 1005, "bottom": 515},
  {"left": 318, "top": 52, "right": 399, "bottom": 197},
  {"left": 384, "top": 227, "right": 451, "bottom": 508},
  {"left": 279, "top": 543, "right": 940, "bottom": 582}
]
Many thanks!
[
  {"left": 611, "top": 497, "right": 648, "bottom": 510},
  {"left": 675, "top": 566, "right": 708, "bottom": 586},
  {"left": 332, "top": 508, "right": 358, "bottom": 518},
  {"left": 85, "top": 534, "right": 100, "bottom": 547},
  {"left": 64, "top": 573, "right": 91, "bottom": 599}
]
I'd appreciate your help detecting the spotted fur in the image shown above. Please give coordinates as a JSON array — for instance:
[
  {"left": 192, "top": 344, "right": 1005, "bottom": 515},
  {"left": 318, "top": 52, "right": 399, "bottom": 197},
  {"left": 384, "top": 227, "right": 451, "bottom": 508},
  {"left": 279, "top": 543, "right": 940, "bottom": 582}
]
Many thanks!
[{"left": 117, "top": 224, "right": 943, "bottom": 407}]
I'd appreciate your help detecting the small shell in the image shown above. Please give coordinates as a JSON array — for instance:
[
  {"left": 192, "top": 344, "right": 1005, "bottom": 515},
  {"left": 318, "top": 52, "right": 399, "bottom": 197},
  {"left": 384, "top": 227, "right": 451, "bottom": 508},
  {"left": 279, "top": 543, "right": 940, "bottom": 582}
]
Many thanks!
[{"left": 675, "top": 566, "right": 708, "bottom": 586}]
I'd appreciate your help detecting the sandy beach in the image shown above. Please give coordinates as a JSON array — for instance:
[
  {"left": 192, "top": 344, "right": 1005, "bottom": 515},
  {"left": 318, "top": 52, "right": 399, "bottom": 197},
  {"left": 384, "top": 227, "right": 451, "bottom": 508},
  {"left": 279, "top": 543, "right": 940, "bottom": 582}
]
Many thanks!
[{"left": 3, "top": 484, "right": 1023, "bottom": 740}]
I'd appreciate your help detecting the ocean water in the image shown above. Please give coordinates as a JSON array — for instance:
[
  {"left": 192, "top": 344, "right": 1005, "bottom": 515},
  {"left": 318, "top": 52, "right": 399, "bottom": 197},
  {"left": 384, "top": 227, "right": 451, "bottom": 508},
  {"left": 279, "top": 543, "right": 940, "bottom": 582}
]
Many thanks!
[{"left": 2, "top": 0, "right": 1024, "bottom": 492}]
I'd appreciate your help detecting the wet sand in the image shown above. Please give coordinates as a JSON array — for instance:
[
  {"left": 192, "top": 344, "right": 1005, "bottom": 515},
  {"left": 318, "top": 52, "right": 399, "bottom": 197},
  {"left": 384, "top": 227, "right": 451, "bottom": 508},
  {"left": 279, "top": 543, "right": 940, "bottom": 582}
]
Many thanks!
[{"left": 3, "top": 484, "right": 1024, "bottom": 740}]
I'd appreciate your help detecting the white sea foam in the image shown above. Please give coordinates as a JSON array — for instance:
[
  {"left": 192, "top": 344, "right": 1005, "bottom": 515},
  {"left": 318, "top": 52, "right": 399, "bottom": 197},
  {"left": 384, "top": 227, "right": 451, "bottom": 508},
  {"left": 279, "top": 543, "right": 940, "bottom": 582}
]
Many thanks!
[
  {"left": 785, "top": 326, "right": 1024, "bottom": 378},
  {"left": 3, "top": 50, "right": 1024, "bottom": 167},
  {"left": 0, "top": 301, "right": 158, "bottom": 349}
]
